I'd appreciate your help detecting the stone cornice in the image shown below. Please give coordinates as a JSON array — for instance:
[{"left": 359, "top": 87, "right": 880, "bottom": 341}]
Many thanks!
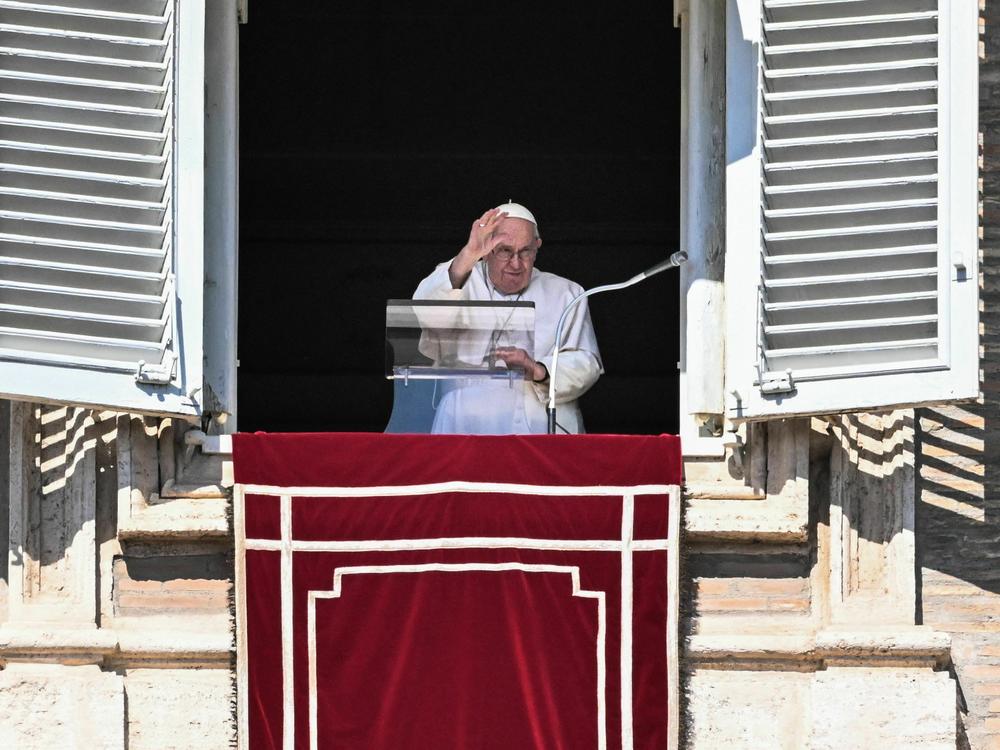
[
  {"left": 686, "top": 627, "right": 952, "bottom": 670},
  {"left": 0, "top": 626, "right": 232, "bottom": 668}
]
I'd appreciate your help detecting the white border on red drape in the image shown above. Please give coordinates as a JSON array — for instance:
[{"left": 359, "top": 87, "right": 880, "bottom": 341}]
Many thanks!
[
  {"left": 235, "top": 481, "right": 681, "bottom": 750},
  {"left": 307, "top": 564, "right": 608, "bottom": 750}
]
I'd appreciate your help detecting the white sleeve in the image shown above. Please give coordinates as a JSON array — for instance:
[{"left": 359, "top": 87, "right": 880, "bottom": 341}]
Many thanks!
[
  {"left": 531, "top": 350, "right": 602, "bottom": 405},
  {"left": 414, "top": 259, "right": 469, "bottom": 301},
  {"left": 412, "top": 258, "right": 483, "bottom": 363},
  {"left": 531, "top": 293, "right": 603, "bottom": 405}
]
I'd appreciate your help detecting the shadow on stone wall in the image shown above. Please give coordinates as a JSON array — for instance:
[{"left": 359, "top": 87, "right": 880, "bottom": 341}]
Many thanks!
[
  {"left": 6, "top": 403, "right": 115, "bottom": 622},
  {"left": 918, "top": 401, "right": 998, "bottom": 750},
  {"left": 917, "top": 405, "right": 995, "bottom": 594},
  {"left": 916, "top": 406, "right": 1000, "bottom": 748},
  {"left": 914, "top": 4, "right": 1000, "bottom": 746},
  {"left": 0, "top": 399, "right": 8, "bottom": 619}
]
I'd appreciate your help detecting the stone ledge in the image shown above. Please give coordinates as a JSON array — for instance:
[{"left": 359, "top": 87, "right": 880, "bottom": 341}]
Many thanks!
[
  {"left": 0, "top": 626, "right": 232, "bottom": 667},
  {"left": 118, "top": 518, "right": 230, "bottom": 540},
  {"left": 686, "top": 626, "right": 952, "bottom": 669},
  {"left": 118, "top": 497, "right": 230, "bottom": 540},
  {"left": 115, "top": 629, "right": 231, "bottom": 659},
  {"left": 814, "top": 628, "right": 952, "bottom": 659},
  {"left": 685, "top": 496, "right": 809, "bottom": 542},
  {"left": 0, "top": 627, "right": 117, "bottom": 665},
  {"left": 685, "top": 482, "right": 765, "bottom": 501},
  {"left": 161, "top": 479, "right": 229, "bottom": 499}
]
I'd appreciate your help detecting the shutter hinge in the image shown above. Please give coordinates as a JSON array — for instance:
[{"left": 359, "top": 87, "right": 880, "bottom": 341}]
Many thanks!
[
  {"left": 135, "top": 354, "right": 177, "bottom": 385},
  {"left": 757, "top": 367, "right": 796, "bottom": 395}
]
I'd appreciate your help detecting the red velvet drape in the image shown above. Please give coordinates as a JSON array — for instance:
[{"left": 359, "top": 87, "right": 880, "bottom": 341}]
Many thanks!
[{"left": 236, "top": 433, "right": 681, "bottom": 749}]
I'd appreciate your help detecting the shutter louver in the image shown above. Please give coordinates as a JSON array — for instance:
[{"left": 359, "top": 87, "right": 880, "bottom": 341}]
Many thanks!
[
  {"left": 0, "top": 0, "right": 205, "bottom": 415},
  {"left": 725, "top": 0, "right": 978, "bottom": 420},
  {"left": 759, "top": 0, "right": 941, "bottom": 377}
]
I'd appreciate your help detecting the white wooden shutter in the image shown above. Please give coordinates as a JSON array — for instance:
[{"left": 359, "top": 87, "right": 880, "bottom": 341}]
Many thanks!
[
  {"left": 725, "top": 0, "right": 978, "bottom": 420},
  {"left": 0, "top": 0, "right": 204, "bottom": 415}
]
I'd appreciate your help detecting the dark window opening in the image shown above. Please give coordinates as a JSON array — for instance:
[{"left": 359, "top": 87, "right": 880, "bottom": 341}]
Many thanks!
[{"left": 238, "top": 1, "right": 681, "bottom": 434}]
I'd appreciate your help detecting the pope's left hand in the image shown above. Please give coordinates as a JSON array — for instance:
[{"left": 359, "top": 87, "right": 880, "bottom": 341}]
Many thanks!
[{"left": 493, "top": 347, "right": 547, "bottom": 382}]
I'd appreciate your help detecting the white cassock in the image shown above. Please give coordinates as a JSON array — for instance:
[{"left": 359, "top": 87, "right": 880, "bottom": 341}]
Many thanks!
[{"left": 413, "top": 260, "right": 603, "bottom": 434}]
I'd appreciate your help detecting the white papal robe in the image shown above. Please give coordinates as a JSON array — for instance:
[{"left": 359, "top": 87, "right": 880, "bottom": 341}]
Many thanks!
[{"left": 413, "top": 260, "right": 603, "bottom": 434}]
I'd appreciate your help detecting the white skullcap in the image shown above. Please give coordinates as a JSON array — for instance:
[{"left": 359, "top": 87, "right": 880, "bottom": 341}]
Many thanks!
[{"left": 495, "top": 200, "right": 537, "bottom": 229}]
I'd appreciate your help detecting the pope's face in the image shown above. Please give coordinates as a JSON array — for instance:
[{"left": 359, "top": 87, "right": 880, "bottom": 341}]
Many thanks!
[{"left": 485, "top": 217, "right": 541, "bottom": 296}]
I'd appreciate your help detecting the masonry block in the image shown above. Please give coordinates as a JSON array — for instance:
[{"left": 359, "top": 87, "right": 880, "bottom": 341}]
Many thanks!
[
  {"left": 0, "top": 664, "right": 124, "bottom": 750},
  {"left": 686, "top": 669, "right": 811, "bottom": 749},
  {"left": 125, "top": 668, "right": 234, "bottom": 750},
  {"left": 809, "top": 668, "right": 955, "bottom": 750}
]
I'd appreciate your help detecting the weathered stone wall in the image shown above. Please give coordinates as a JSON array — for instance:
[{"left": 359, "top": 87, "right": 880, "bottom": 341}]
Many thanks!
[
  {"left": 113, "top": 546, "right": 231, "bottom": 618},
  {"left": 0, "top": 405, "right": 234, "bottom": 750},
  {"left": 690, "top": 549, "right": 811, "bottom": 619},
  {"left": 684, "top": 413, "right": 954, "bottom": 749},
  {"left": 914, "top": 3, "right": 1000, "bottom": 747},
  {"left": 0, "top": 398, "right": 8, "bottom": 622},
  {"left": 918, "top": 405, "right": 999, "bottom": 749}
]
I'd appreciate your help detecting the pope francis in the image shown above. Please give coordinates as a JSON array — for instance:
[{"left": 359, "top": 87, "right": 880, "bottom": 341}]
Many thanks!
[{"left": 413, "top": 202, "right": 603, "bottom": 434}]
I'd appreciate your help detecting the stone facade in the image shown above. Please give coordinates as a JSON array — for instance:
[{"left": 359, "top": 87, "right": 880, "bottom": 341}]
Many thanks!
[
  {"left": 673, "top": 2, "right": 997, "bottom": 747},
  {"left": 683, "top": 413, "right": 955, "bottom": 749},
  {"left": 0, "top": 404, "right": 233, "bottom": 749},
  {"left": 914, "top": 3, "right": 1000, "bottom": 744},
  {"left": 1, "top": 3, "right": 998, "bottom": 750}
]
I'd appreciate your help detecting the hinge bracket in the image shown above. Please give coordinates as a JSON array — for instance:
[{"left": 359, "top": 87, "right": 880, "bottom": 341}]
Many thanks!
[
  {"left": 759, "top": 368, "right": 795, "bottom": 395},
  {"left": 135, "top": 355, "right": 177, "bottom": 385}
]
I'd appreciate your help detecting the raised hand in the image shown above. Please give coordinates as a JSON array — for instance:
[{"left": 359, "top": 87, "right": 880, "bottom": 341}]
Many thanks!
[
  {"left": 448, "top": 208, "right": 509, "bottom": 288},
  {"left": 465, "top": 208, "right": 507, "bottom": 261}
]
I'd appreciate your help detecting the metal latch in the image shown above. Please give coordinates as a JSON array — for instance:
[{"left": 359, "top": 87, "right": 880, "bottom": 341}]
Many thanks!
[
  {"left": 722, "top": 430, "right": 746, "bottom": 475},
  {"left": 135, "top": 354, "right": 177, "bottom": 385},
  {"left": 759, "top": 368, "right": 795, "bottom": 395}
]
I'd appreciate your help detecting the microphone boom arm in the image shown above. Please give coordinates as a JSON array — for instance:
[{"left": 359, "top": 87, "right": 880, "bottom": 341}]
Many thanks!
[{"left": 546, "top": 250, "right": 688, "bottom": 435}]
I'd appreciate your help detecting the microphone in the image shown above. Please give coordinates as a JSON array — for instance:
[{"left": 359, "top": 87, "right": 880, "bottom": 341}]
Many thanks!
[
  {"left": 634, "top": 250, "right": 688, "bottom": 281},
  {"left": 546, "top": 250, "right": 688, "bottom": 435}
]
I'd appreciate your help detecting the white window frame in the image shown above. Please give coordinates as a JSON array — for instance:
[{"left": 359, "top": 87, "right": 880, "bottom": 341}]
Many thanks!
[
  {"left": 678, "top": 0, "right": 727, "bottom": 456},
  {"left": 724, "top": 0, "right": 979, "bottom": 421}
]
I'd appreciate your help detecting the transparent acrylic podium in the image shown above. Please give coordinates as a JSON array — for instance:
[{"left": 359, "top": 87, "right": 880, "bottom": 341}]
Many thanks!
[{"left": 385, "top": 299, "right": 536, "bottom": 434}]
